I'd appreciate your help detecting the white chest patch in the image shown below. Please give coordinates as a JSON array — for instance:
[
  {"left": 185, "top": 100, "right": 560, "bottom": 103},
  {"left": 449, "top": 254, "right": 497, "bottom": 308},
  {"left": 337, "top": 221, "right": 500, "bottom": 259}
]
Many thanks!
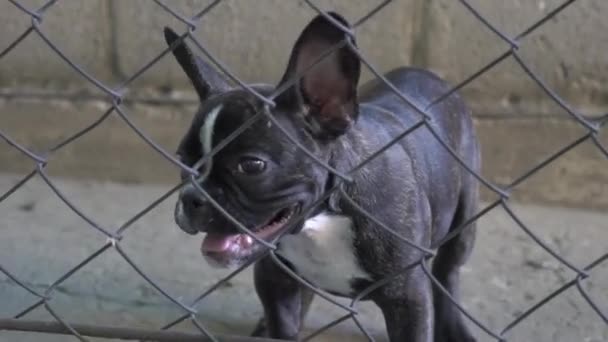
[{"left": 276, "top": 213, "right": 371, "bottom": 295}]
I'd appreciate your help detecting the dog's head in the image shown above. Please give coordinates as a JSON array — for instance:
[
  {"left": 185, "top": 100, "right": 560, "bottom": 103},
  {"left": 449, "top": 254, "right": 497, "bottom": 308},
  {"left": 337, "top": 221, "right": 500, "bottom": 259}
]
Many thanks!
[{"left": 168, "top": 12, "right": 361, "bottom": 268}]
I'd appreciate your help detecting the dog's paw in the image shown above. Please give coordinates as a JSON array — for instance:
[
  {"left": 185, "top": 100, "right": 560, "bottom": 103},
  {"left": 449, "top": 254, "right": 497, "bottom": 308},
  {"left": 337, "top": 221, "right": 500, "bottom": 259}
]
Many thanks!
[
  {"left": 250, "top": 317, "right": 267, "bottom": 337},
  {"left": 435, "top": 328, "right": 477, "bottom": 342}
]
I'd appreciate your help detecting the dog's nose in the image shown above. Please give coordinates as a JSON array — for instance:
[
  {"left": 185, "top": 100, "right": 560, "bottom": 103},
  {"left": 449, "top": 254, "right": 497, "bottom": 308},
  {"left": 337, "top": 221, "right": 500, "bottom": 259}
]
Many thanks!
[{"left": 181, "top": 187, "right": 206, "bottom": 214}]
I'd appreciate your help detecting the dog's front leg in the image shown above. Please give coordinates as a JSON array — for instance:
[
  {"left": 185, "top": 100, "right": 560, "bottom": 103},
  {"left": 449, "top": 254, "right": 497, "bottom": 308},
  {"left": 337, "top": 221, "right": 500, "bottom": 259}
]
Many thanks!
[
  {"left": 253, "top": 255, "right": 314, "bottom": 340},
  {"left": 375, "top": 267, "right": 434, "bottom": 342}
]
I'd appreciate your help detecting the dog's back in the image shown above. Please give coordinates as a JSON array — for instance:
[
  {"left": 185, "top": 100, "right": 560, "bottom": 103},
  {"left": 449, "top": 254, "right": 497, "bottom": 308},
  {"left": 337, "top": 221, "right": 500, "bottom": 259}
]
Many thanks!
[{"left": 353, "top": 67, "right": 480, "bottom": 245}]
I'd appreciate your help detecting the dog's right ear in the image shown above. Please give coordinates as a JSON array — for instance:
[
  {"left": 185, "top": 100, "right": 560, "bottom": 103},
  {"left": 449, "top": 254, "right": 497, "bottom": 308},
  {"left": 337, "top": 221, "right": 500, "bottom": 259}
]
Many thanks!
[
  {"left": 164, "top": 27, "right": 230, "bottom": 101},
  {"left": 275, "top": 13, "right": 361, "bottom": 139}
]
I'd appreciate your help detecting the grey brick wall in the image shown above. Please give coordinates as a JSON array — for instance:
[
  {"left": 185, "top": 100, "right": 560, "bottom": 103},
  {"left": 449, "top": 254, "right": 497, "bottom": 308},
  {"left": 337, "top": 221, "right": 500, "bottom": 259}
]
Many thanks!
[{"left": 1, "top": 0, "right": 606, "bottom": 209}]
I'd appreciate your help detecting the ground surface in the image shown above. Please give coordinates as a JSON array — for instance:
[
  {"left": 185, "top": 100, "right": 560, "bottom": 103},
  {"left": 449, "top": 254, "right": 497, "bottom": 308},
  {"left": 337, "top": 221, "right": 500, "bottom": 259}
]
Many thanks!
[{"left": 0, "top": 173, "right": 606, "bottom": 342}]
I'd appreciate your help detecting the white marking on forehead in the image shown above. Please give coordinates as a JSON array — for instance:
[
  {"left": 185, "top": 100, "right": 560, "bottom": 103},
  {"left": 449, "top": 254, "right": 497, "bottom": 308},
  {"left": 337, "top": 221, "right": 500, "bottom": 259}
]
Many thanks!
[
  {"left": 192, "top": 104, "right": 223, "bottom": 179},
  {"left": 200, "top": 104, "right": 223, "bottom": 155},
  {"left": 247, "top": 83, "right": 272, "bottom": 88}
]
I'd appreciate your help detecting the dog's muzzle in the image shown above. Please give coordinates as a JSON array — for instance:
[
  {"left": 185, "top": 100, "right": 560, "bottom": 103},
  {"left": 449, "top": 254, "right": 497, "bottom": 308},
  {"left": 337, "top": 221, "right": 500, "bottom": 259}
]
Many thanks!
[{"left": 174, "top": 185, "right": 208, "bottom": 235}]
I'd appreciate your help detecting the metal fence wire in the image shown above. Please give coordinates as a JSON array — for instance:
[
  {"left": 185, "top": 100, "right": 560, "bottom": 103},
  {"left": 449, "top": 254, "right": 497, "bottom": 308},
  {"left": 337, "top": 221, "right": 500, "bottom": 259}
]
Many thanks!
[{"left": 0, "top": 0, "right": 607, "bottom": 341}]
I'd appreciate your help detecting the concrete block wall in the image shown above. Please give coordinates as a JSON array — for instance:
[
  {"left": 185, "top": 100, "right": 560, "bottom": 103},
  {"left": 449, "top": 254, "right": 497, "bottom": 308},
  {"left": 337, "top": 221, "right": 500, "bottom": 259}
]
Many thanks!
[
  {"left": 0, "top": 0, "right": 114, "bottom": 86},
  {"left": 1, "top": 0, "right": 607, "bottom": 209},
  {"left": 419, "top": 0, "right": 608, "bottom": 114}
]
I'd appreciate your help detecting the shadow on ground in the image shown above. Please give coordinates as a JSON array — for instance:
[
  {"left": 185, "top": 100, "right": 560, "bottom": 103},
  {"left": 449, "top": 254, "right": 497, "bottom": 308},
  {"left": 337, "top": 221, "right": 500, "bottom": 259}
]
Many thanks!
[{"left": 0, "top": 173, "right": 606, "bottom": 341}]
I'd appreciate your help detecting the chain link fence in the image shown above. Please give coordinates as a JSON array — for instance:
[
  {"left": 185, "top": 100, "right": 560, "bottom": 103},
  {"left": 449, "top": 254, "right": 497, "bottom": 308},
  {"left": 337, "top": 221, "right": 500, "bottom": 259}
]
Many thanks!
[{"left": 1, "top": 0, "right": 607, "bottom": 341}]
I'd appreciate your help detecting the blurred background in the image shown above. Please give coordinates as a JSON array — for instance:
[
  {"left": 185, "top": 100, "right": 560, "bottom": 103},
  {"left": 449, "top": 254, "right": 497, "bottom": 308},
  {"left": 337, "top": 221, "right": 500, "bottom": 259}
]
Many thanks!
[{"left": 0, "top": 1, "right": 606, "bottom": 341}]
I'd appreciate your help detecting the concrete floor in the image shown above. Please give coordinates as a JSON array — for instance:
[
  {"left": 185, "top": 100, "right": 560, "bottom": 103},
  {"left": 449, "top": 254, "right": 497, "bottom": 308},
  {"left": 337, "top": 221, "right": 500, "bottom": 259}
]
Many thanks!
[{"left": 0, "top": 173, "right": 606, "bottom": 342}]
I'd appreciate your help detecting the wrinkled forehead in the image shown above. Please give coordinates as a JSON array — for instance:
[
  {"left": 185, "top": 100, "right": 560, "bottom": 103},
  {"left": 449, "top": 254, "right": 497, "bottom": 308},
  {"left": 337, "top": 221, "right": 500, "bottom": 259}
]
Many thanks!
[{"left": 196, "top": 87, "right": 298, "bottom": 155}]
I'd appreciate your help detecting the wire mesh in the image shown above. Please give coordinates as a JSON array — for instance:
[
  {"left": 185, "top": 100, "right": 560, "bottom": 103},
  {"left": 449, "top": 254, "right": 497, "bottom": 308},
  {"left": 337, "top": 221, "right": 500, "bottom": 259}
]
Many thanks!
[{"left": 0, "top": 0, "right": 606, "bottom": 341}]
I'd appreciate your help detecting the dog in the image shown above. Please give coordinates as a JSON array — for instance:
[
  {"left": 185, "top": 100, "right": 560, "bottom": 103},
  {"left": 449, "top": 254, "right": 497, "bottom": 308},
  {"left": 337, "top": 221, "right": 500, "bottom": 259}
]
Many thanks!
[{"left": 167, "top": 12, "right": 479, "bottom": 342}]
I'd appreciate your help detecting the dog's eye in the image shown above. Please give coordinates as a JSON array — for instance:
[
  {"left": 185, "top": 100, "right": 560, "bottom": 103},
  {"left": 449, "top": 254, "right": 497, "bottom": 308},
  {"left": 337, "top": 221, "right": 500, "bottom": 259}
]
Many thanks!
[{"left": 236, "top": 157, "right": 266, "bottom": 175}]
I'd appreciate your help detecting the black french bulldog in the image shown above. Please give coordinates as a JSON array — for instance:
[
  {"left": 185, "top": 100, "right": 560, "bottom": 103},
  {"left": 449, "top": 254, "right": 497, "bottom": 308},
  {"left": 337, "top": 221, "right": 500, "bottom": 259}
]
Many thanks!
[{"left": 167, "top": 12, "right": 479, "bottom": 342}]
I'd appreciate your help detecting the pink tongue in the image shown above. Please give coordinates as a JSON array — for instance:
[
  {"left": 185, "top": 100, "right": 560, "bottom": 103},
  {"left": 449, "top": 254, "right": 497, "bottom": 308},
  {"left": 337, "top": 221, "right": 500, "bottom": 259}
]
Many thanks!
[{"left": 201, "top": 233, "right": 237, "bottom": 252}]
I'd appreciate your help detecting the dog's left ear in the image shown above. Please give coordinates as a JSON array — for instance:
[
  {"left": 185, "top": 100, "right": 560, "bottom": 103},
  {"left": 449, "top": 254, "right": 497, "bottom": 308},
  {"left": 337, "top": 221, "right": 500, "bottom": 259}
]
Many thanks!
[
  {"left": 276, "top": 12, "right": 361, "bottom": 138},
  {"left": 164, "top": 27, "right": 230, "bottom": 101}
]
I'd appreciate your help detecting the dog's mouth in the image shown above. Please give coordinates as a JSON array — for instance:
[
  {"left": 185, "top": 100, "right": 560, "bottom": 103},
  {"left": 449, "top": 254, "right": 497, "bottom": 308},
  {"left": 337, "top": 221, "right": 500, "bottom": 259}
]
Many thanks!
[{"left": 200, "top": 205, "right": 298, "bottom": 266}]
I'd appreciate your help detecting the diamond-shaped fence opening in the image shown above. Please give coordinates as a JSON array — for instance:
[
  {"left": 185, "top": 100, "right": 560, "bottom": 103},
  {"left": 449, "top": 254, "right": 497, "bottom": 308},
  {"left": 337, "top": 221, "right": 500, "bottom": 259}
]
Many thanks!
[{"left": 1, "top": 0, "right": 606, "bottom": 341}]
